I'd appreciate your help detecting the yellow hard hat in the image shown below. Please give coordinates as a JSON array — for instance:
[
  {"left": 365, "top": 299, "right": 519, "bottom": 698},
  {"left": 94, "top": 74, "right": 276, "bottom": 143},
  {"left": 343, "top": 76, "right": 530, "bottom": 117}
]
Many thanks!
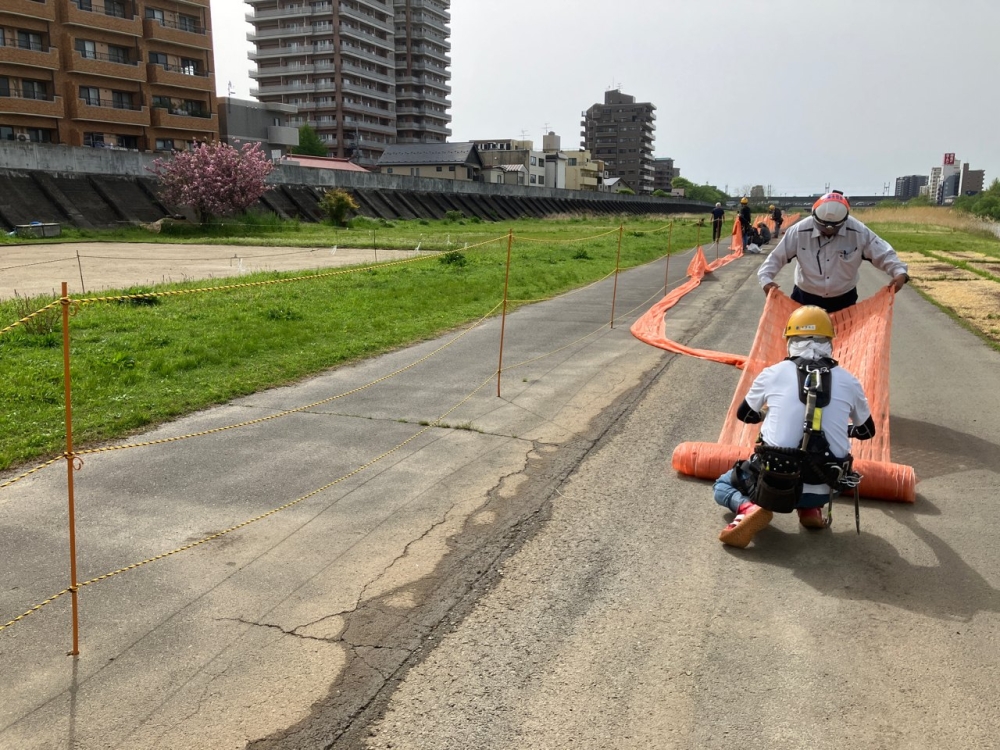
[
  {"left": 740, "top": 197, "right": 749, "bottom": 204},
  {"left": 769, "top": 204, "right": 775, "bottom": 210},
  {"left": 784, "top": 305, "right": 835, "bottom": 339}
]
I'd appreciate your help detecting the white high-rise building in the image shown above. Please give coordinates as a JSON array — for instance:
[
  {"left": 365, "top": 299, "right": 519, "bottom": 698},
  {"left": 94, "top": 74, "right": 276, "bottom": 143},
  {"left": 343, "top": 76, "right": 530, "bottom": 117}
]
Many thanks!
[{"left": 246, "top": 0, "right": 451, "bottom": 166}]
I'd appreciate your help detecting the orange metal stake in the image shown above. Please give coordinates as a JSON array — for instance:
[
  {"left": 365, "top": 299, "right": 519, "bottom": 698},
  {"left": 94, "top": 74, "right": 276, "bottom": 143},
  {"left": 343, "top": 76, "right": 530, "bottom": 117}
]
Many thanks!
[
  {"left": 496, "top": 229, "right": 513, "bottom": 397},
  {"left": 610, "top": 222, "right": 624, "bottom": 328},
  {"left": 61, "top": 282, "right": 80, "bottom": 656}
]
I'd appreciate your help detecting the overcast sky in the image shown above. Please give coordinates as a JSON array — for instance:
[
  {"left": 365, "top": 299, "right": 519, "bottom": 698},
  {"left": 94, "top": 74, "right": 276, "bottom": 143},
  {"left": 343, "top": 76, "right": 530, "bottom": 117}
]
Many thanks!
[{"left": 211, "top": 0, "right": 999, "bottom": 197}]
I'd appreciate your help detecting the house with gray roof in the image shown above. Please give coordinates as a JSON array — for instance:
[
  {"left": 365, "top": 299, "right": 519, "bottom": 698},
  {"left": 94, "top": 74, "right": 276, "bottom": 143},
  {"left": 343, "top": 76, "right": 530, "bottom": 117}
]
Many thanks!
[{"left": 376, "top": 142, "right": 483, "bottom": 182}]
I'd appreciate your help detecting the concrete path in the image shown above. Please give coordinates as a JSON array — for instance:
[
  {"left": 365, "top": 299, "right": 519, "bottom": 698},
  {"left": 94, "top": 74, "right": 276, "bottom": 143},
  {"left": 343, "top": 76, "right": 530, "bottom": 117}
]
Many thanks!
[
  {"left": 3, "top": 237, "right": 999, "bottom": 750},
  {"left": 0, "top": 238, "right": 724, "bottom": 749}
]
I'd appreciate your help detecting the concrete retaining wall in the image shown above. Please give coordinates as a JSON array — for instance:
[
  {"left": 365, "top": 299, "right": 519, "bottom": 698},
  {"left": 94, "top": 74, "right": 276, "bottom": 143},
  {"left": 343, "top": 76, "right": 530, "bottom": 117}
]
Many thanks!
[{"left": 0, "top": 142, "right": 711, "bottom": 230}]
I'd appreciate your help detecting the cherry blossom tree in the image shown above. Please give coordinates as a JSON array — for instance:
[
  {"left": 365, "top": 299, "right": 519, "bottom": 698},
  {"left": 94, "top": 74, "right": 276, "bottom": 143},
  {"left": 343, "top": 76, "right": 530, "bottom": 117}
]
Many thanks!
[{"left": 150, "top": 140, "right": 275, "bottom": 223}]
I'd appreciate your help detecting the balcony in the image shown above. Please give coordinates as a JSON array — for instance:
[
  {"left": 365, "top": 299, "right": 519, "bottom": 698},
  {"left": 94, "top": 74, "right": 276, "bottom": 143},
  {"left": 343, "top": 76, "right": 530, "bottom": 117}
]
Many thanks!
[
  {"left": 248, "top": 44, "right": 317, "bottom": 61},
  {"left": 340, "top": 80, "right": 393, "bottom": 103},
  {"left": 146, "top": 63, "right": 214, "bottom": 91},
  {"left": 150, "top": 107, "right": 217, "bottom": 131},
  {"left": 143, "top": 18, "right": 211, "bottom": 50},
  {"left": 340, "top": 25, "right": 393, "bottom": 52},
  {"left": 338, "top": 3, "right": 392, "bottom": 30},
  {"left": 70, "top": 97, "right": 149, "bottom": 125},
  {"left": 65, "top": 50, "right": 146, "bottom": 81},
  {"left": 252, "top": 82, "right": 334, "bottom": 96},
  {"left": 341, "top": 62, "right": 392, "bottom": 85},
  {"left": 339, "top": 99, "right": 393, "bottom": 116},
  {"left": 0, "top": 92, "right": 63, "bottom": 118},
  {"left": 0, "top": 43, "right": 60, "bottom": 70},
  {"left": 62, "top": 2, "right": 142, "bottom": 36},
  {"left": 247, "top": 26, "right": 308, "bottom": 41},
  {"left": 2, "top": 0, "right": 58, "bottom": 21},
  {"left": 247, "top": 3, "right": 330, "bottom": 22}
]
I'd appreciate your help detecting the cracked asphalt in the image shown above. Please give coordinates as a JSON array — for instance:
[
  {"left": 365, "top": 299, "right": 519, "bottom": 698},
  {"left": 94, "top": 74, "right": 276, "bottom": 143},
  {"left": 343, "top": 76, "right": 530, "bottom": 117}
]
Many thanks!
[{"left": 3, "top": 239, "right": 1000, "bottom": 750}]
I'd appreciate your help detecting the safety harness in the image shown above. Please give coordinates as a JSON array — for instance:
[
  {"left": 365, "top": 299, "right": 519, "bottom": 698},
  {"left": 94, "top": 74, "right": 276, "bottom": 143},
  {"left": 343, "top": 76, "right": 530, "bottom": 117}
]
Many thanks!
[{"left": 732, "top": 357, "right": 863, "bottom": 532}]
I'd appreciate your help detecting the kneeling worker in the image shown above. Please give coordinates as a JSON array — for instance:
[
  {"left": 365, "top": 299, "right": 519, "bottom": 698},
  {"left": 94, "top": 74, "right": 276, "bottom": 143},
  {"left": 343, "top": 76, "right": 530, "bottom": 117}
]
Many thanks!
[{"left": 714, "top": 306, "right": 876, "bottom": 548}]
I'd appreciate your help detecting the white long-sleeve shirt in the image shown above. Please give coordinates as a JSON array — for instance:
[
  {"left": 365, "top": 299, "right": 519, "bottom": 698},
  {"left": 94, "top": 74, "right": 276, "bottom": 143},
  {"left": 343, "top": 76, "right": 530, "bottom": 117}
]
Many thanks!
[{"left": 757, "top": 216, "right": 908, "bottom": 298}]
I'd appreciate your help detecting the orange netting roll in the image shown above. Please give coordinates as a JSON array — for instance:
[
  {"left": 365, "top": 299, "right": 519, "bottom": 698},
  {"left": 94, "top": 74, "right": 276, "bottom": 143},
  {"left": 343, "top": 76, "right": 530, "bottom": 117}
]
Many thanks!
[{"left": 670, "top": 287, "right": 916, "bottom": 502}]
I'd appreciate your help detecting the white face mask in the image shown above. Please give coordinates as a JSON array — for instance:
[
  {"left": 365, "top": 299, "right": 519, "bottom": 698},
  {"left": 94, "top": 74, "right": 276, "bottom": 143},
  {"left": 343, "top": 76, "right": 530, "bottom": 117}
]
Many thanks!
[{"left": 787, "top": 337, "right": 833, "bottom": 360}]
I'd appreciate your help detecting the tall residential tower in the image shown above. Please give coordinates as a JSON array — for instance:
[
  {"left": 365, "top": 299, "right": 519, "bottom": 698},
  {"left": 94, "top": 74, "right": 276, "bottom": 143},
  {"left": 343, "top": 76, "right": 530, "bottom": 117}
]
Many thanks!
[{"left": 246, "top": 0, "right": 451, "bottom": 166}]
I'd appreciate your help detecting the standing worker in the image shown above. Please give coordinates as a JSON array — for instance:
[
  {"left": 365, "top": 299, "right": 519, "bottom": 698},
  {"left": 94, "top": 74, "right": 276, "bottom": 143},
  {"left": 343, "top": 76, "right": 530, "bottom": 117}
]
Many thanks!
[
  {"left": 738, "top": 197, "right": 752, "bottom": 252},
  {"left": 770, "top": 204, "right": 784, "bottom": 238},
  {"left": 711, "top": 202, "right": 726, "bottom": 243},
  {"left": 758, "top": 191, "right": 909, "bottom": 312}
]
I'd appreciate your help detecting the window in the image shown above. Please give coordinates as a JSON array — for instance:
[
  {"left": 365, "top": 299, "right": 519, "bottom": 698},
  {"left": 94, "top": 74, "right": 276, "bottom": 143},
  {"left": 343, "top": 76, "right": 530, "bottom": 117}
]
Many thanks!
[
  {"left": 155, "top": 138, "right": 175, "bottom": 151},
  {"left": 111, "top": 90, "right": 132, "bottom": 109},
  {"left": 22, "top": 80, "right": 47, "bottom": 100},
  {"left": 107, "top": 45, "right": 129, "bottom": 64},
  {"left": 529, "top": 174, "right": 537, "bottom": 184},
  {"left": 386, "top": 168, "right": 393, "bottom": 174},
  {"left": 529, "top": 156, "right": 536, "bottom": 166},
  {"left": 0, "top": 126, "right": 14, "bottom": 141},
  {"left": 75, "top": 39, "right": 97, "bottom": 58},
  {"left": 83, "top": 132, "right": 106, "bottom": 147},
  {"left": 80, "top": 86, "right": 100, "bottom": 105},
  {"left": 183, "top": 99, "right": 204, "bottom": 116},
  {"left": 27, "top": 128, "right": 52, "bottom": 143},
  {"left": 105, "top": 0, "right": 125, "bottom": 18},
  {"left": 0, "top": 77, "right": 8, "bottom": 97},
  {"left": 178, "top": 14, "right": 199, "bottom": 32},
  {"left": 116, "top": 134, "right": 138, "bottom": 149},
  {"left": 568, "top": 158, "right": 577, "bottom": 166},
  {"left": 435, "top": 166, "right": 442, "bottom": 172},
  {"left": 538, "top": 176, "right": 545, "bottom": 185},
  {"left": 75, "top": 0, "right": 94, "bottom": 10},
  {"left": 148, "top": 51, "right": 167, "bottom": 66},
  {"left": 409, "top": 167, "right": 420, "bottom": 176},
  {"left": 145, "top": 8, "right": 164, "bottom": 21},
  {"left": 152, "top": 95, "right": 171, "bottom": 109},
  {"left": 180, "top": 58, "right": 199, "bottom": 75},
  {"left": 448, "top": 165, "right": 455, "bottom": 172},
  {"left": 17, "top": 31, "right": 43, "bottom": 52},
  {"left": 0, "top": 29, "right": 5, "bottom": 47}
]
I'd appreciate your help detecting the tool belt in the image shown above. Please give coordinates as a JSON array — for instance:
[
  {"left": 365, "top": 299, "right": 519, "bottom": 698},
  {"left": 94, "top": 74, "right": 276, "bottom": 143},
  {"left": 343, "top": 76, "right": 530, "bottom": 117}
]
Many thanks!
[{"left": 731, "top": 444, "right": 856, "bottom": 514}]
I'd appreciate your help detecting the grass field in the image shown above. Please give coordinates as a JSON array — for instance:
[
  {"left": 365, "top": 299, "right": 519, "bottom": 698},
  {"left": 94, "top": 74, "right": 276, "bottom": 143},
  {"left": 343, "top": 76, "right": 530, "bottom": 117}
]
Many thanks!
[{"left": 0, "top": 214, "right": 717, "bottom": 470}]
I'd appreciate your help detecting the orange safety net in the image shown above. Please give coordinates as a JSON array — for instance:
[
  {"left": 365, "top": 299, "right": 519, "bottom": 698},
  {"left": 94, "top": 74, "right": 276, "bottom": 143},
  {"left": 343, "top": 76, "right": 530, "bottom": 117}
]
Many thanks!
[
  {"left": 667, "top": 287, "right": 916, "bottom": 502},
  {"left": 631, "top": 237, "right": 915, "bottom": 502},
  {"left": 631, "top": 245, "right": 747, "bottom": 368}
]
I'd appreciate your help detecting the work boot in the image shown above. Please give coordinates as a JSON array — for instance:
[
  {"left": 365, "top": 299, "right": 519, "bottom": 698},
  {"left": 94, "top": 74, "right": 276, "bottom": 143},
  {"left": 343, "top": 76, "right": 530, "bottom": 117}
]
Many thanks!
[
  {"left": 797, "top": 507, "right": 827, "bottom": 529},
  {"left": 719, "top": 501, "right": 773, "bottom": 548}
]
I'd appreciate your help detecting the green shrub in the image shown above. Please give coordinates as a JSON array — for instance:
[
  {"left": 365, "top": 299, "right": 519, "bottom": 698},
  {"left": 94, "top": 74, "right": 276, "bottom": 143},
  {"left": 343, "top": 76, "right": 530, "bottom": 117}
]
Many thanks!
[
  {"left": 438, "top": 251, "right": 467, "bottom": 267},
  {"left": 444, "top": 210, "right": 465, "bottom": 222},
  {"left": 318, "top": 188, "right": 360, "bottom": 227}
]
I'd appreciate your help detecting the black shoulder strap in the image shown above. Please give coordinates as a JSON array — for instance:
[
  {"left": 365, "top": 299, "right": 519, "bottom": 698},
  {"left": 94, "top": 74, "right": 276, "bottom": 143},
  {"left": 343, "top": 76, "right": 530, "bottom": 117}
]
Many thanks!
[{"left": 787, "top": 357, "right": 837, "bottom": 409}]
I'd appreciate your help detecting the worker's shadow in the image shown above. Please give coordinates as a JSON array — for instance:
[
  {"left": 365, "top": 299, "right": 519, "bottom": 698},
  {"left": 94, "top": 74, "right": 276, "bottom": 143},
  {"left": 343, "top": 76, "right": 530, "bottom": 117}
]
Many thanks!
[
  {"left": 728, "top": 415, "right": 1000, "bottom": 622},
  {"left": 739, "top": 498, "right": 998, "bottom": 622}
]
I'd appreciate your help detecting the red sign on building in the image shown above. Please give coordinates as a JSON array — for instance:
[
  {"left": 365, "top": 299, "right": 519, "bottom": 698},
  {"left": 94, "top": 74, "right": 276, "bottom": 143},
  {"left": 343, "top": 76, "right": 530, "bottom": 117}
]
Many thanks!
[{"left": 944, "top": 153, "right": 955, "bottom": 165}]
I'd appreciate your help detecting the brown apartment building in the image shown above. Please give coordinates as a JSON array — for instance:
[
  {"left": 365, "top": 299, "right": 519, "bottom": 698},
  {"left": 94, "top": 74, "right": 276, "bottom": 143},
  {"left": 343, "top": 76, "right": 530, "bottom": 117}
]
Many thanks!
[
  {"left": 582, "top": 89, "right": 656, "bottom": 194},
  {"left": 0, "top": 0, "right": 217, "bottom": 151}
]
